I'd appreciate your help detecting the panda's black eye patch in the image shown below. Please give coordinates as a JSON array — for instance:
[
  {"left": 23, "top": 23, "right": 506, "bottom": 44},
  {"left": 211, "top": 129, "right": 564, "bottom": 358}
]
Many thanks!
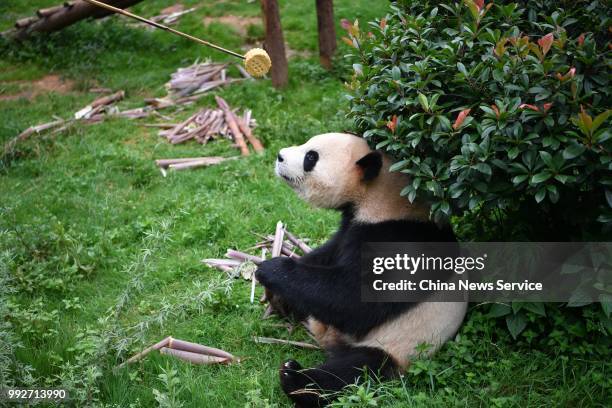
[{"left": 303, "top": 150, "right": 319, "bottom": 172}]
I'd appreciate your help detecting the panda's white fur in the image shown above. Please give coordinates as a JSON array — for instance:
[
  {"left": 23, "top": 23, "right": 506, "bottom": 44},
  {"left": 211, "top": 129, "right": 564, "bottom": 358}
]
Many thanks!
[{"left": 275, "top": 132, "right": 466, "bottom": 369}]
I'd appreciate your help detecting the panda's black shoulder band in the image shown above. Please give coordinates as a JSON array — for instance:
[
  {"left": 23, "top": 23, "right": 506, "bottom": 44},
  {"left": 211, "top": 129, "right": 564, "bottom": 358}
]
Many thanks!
[{"left": 356, "top": 151, "right": 383, "bottom": 181}]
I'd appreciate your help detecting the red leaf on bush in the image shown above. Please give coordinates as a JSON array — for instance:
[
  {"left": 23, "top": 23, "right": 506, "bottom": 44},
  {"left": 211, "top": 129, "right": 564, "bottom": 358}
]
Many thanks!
[
  {"left": 340, "top": 19, "right": 351, "bottom": 30},
  {"left": 538, "top": 33, "right": 554, "bottom": 56},
  {"left": 491, "top": 104, "right": 500, "bottom": 118},
  {"left": 519, "top": 104, "right": 540, "bottom": 112},
  {"left": 380, "top": 18, "right": 387, "bottom": 29},
  {"left": 474, "top": 0, "right": 485, "bottom": 11},
  {"left": 543, "top": 103, "right": 553, "bottom": 113},
  {"left": 341, "top": 36, "right": 355, "bottom": 48},
  {"left": 577, "top": 33, "right": 585, "bottom": 46},
  {"left": 556, "top": 67, "right": 576, "bottom": 82},
  {"left": 453, "top": 109, "right": 471, "bottom": 130},
  {"left": 386, "top": 115, "right": 398, "bottom": 133}
]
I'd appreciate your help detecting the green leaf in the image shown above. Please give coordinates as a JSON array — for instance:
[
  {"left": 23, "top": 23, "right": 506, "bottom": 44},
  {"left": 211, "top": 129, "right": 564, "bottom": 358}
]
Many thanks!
[
  {"left": 522, "top": 302, "right": 546, "bottom": 316},
  {"left": 591, "top": 110, "right": 611, "bottom": 133},
  {"left": 539, "top": 151, "right": 554, "bottom": 168},
  {"left": 457, "top": 62, "right": 468, "bottom": 77},
  {"left": 473, "top": 163, "right": 492, "bottom": 176},
  {"left": 512, "top": 174, "right": 528, "bottom": 184},
  {"left": 535, "top": 188, "right": 546, "bottom": 203},
  {"left": 488, "top": 303, "right": 511, "bottom": 318},
  {"left": 562, "top": 144, "right": 586, "bottom": 159},
  {"left": 391, "top": 66, "right": 401, "bottom": 81},
  {"left": 506, "top": 313, "right": 527, "bottom": 339},
  {"left": 600, "top": 294, "right": 612, "bottom": 318},
  {"left": 389, "top": 159, "right": 409, "bottom": 172},
  {"left": 417, "top": 93, "right": 429, "bottom": 112},
  {"left": 531, "top": 172, "right": 552, "bottom": 184}
]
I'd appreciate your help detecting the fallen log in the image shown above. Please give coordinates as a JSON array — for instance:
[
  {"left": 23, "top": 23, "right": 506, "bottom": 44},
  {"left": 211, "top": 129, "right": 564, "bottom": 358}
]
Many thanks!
[
  {"left": 15, "top": 17, "right": 39, "bottom": 29},
  {"left": 37, "top": 6, "right": 65, "bottom": 18},
  {"left": 11, "top": 0, "right": 145, "bottom": 40}
]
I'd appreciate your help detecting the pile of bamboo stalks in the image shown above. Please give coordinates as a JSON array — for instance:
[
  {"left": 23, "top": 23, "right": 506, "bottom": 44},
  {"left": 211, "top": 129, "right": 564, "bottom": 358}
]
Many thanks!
[
  {"left": 146, "top": 62, "right": 251, "bottom": 109},
  {"left": 3, "top": 90, "right": 157, "bottom": 153},
  {"left": 203, "top": 222, "right": 312, "bottom": 276},
  {"left": 152, "top": 96, "right": 263, "bottom": 156}
]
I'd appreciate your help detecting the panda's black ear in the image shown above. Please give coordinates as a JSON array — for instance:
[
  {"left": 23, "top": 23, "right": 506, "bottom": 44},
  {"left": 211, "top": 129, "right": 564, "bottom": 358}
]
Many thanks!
[{"left": 356, "top": 151, "right": 383, "bottom": 181}]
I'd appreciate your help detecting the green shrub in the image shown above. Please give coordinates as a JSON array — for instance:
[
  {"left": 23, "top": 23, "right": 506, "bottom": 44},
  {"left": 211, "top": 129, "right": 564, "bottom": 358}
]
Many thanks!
[{"left": 344, "top": 0, "right": 611, "bottom": 240}]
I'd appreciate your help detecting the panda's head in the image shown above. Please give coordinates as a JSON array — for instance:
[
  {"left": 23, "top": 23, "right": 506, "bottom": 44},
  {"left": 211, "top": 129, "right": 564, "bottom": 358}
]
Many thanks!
[{"left": 275, "top": 133, "right": 428, "bottom": 222}]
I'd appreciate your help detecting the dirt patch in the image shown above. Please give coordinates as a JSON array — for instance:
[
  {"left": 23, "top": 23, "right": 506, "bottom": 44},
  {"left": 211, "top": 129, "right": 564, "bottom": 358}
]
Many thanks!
[
  {"left": 203, "top": 15, "right": 261, "bottom": 37},
  {"left": 0, "top": 74, "right": 75, "bottom": 102}
]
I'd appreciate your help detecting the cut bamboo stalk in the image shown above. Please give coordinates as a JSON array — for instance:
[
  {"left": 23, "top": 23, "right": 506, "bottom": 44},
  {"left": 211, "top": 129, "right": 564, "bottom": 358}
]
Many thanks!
[
  {"left": 271, "top": 221, "right": 285, "bottom": 257},
  {"left": 156, "top": 157, "right": 221, "bottom": 168},
  {"left": 115, "top": 336, "right": 171, "bottom": 369},
  {"left": 91, "top": 90, "right": 125, "bottom": 108},
  {"left": 236, "top": 114, "right": 264, "bottom": 153},
  {"left": 226, "top": 249, "right": 263, "bottom": 265},
  {"left": 160, "top": 347, "right": 230, "bottom": 365},
  {"left": 167, "top": 156, "right": 234, "bottom": 170},
  {"left": 144, "top": 123, "right": 178, "bottom": 129},
  {"left": 3, "top": 119, "right": 66, "bottom": 153},
  {"left": 167, "top": 112, "right": 198, "bottom": 139},
  {"left": 168, "top": 338, "right": 236, "bottom": 360},
  {"left": 284, "top": 229, "right": 312, "bottom": 254},
  {"left": 215, "top": 96, "right": 249, "bottom": 156},
  {"left": 253, "top": 336, "right": 320, "bottom": 350},
  {"left": 235, "top": 63, "right": 253, "bottom": 79}
]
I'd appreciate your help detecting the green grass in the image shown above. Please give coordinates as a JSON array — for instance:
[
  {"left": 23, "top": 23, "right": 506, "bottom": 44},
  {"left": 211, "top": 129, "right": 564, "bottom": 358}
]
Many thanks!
[{"left": 0, "top": 1, "right": 610, "bottom": 407}]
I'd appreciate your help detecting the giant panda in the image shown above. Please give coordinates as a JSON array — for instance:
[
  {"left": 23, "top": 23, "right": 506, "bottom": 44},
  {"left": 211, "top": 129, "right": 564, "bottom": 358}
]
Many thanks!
[{"left": 255, "top": 133, "right": 467, "bottom": 407}]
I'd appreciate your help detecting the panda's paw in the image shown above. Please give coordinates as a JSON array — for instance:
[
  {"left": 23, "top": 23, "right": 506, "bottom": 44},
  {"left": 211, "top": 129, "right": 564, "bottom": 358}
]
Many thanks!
[
  {"left": 280, "top": 360, "right": 323, "bottom": 407},
  {"left": 255, "top": 257, "right": 295, "bottom": 287}
]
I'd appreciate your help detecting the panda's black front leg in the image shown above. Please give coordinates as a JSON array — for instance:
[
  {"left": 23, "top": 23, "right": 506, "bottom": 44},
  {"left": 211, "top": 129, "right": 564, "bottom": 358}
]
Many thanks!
[{"left": 255, "top": 257, "right": 359, "bottom": 328}]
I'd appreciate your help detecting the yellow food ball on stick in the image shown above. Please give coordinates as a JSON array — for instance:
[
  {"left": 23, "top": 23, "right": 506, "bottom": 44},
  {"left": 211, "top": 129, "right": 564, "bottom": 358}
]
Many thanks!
[
  {"left": 82, "top": 0, "right": 272, "bottom": 77},
  {"left": 244, "top": 48, "right": 272, "bottom": 78}
]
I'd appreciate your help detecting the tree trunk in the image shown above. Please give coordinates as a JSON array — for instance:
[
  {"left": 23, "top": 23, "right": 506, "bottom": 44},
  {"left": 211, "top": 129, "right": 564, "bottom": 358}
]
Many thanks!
[
  {"left": 260, "top": 0, "right": 288, "bottom": 88},
  {"left": 315, "top": 0, "right": 336, "bottom": 69},
  {"left": 13, "top": 0, "right": 144, "bottom": 40}
]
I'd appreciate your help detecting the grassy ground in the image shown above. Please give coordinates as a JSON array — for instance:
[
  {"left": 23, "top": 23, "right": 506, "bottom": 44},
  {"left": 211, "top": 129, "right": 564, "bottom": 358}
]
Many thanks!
[{"left": 0, "top": 1, "right": 610, "bottom": 407}]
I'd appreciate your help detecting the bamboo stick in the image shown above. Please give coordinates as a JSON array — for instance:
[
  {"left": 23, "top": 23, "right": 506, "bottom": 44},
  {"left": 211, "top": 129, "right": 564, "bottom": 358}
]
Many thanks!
[
  {"left": 215, "top": 96, "right": 249, "bottom": 156},
  {"left": 167, "top": 156, "right": 234, "bottom": 170},
  {"left": 169, "top": 338, "right": 235, "bottom": 360},
  {"left": 271, "top": 221, "right": 285, "bottom": 257},
  {"left": 115, "top": 336, "right": 171, "bottom": 369},
  {"left": 253, "top": 336, "right": 320, "bottom": 350},
  {"left": 226, "top": 249, "right": 263, "bottom": 265},
  {"left": 236, "top": 113, "right": 264, "bottom": 153},
  {"left": 160, "top": 347, "right": 230, "bottom": 365},
  {"left": 284, "top": 229, "right": 312, "bottom": 254}
]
